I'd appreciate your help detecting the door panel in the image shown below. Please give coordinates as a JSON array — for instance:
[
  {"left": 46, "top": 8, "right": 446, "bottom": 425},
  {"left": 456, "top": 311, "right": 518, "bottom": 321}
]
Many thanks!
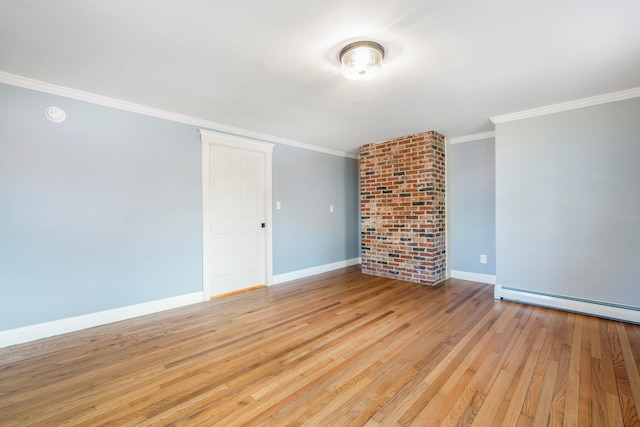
[
  {"left": 212, "top": 176, "right": 233, "bottom": 218},
  {"left": 240, "top": 179, "right": 257, "bottom": 218},
  {"left": 241, "top": 231, "right": 259, "bottom": 272},
  {"left": 213, "top": 234, "right": 234, "bottom": 277}
]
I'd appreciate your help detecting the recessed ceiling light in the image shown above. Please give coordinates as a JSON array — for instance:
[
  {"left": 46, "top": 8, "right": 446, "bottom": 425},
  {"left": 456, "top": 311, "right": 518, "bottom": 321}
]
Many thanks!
[
  {"left": 339, "top": 41, "right": 385, "bottom": 81},
  {"left": 45, "top": 106, "right": 66, "bottom": 123}
]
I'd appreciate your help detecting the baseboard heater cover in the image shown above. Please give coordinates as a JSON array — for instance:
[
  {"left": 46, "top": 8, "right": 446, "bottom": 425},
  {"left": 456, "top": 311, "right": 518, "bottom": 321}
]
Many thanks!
[{"left": 494, "top": 285, "right": 640, "bottom": 324}]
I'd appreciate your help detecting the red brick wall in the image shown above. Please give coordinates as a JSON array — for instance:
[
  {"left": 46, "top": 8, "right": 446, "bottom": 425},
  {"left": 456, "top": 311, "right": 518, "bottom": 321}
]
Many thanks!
[{"left": 360, "top": 131, "right": 446, "bottom": 285}]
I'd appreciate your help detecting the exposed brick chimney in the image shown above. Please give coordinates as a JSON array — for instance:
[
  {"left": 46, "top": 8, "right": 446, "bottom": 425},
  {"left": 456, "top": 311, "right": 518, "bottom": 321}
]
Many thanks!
[{"left": 360, "top": 131, "right": 446, "bottom": 285}]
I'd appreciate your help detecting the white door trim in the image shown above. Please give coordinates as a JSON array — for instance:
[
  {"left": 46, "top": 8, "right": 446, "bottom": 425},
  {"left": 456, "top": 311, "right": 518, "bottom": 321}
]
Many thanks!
[{"left": 199, "top": 129, "right": 274, "bottom": 300}]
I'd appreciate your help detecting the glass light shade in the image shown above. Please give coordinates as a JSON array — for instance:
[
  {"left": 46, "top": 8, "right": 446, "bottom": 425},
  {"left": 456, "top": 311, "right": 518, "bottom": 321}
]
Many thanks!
[{"left": 339, "top": 41, "right": 385, "bottom": 81}]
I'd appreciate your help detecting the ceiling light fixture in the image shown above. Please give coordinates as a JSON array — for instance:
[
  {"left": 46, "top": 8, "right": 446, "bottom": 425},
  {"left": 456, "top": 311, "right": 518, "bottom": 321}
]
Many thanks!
[{"left": 339, "top": 41, "right": 385, "bottom": 81}]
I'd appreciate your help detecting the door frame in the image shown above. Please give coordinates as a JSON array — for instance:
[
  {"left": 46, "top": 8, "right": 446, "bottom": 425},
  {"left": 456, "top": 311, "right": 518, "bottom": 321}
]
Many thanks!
[{"left": 199, "top": 129, "right": 274, "bottom": 300}]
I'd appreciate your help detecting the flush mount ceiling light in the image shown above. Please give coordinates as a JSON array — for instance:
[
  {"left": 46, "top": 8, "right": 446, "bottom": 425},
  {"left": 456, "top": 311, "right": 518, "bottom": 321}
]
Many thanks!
[{"left": 339, "top": 41, "right": 385, "bottom": 81}]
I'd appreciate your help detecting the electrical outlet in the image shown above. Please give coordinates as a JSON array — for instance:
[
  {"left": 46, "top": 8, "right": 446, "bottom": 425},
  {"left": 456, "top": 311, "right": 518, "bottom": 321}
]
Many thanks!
[
  {"left": 480, "top": 254, "right": 487, "bottom": 264},
  {"left": 330, "top": 205, "right": 334, "bottom": 213},
  {"left": 276, "top": 201, "right": 281, "bottom": 210}
]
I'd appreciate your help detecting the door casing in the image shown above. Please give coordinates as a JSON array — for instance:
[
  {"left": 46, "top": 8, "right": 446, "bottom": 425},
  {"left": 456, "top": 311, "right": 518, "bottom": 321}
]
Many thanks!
[{"left": 199, "top": 129, "right": 274, "bottom": 300}]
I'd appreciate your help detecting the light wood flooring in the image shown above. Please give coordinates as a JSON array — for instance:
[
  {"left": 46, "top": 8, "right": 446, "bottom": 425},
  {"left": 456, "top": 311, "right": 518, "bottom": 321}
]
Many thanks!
[{"left": 1, "top": 266, "right": 640, "bottom": 426}]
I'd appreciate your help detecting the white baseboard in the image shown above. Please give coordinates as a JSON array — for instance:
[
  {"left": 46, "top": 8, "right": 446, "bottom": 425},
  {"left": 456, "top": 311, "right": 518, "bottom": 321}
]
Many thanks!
[
  {"left": 451, "top": 270, "right": 496, "bottom": 285},
  {"left": 273, "top": 257, "right": 361, "bottom": 285},
  {"left": 0, "top": 292, "right": 204, "bottom": 348},
  {"left": 494, "top": 285, "right": 640, "bottom": 324}
]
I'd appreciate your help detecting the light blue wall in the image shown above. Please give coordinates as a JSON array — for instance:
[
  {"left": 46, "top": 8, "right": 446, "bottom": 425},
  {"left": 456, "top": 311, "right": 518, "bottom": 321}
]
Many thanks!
[
  {"left": 0, "top": 83, "right": 203, "bottom": 330},
  {"left": 449, "top": 139, "right": 496, "bottom": 275},
  {"left": 0, "top": 83, "right": 361, "bottom": 331},
  {"left": 496, "top": 97, "right": 640, "bottom": 308},
  {"left": 272, "top": 145, "right": 360, "bottom": 274}
]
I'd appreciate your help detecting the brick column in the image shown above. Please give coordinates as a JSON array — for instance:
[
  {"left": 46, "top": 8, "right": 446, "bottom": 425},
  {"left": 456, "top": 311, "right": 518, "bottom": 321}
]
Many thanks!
[{"left": 360, "top": 131, "right": 446, "bottom": 285}]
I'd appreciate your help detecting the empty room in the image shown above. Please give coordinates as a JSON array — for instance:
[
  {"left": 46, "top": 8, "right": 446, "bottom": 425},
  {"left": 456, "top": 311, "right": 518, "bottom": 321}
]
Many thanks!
[{"left": 1, "top": 1, "right": 640, "bottom": 426}]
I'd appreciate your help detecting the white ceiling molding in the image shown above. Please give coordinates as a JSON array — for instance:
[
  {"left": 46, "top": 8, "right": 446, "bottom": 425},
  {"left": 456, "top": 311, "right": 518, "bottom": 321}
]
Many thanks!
[
  {"left": 0, "top": 71, "right": 358, "bottom": 160},
  {"left": 491, "top": 87, "right": 640, "bottom": 124},
  {"left": 449, "top": 131, "right": 496, "bottom": 144}
]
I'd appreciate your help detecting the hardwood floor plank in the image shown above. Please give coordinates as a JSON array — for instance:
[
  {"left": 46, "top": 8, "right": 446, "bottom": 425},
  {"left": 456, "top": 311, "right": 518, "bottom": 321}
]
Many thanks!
[
  {"left": 577, "top": 315, "right": 593, "bottom": 426},
  {"left": 322, "top": 294, "right": 495, "bottom": 426},
  {"left": 245, "top": 282, "right": 490, "bottom": 426},
  {"left": 192, "top": 282, "right": 462, "bottom": 421},
  {"left": 489, "top": 308, "right": 549, "bottom": 426},
  {"left": 368, "top": 297, "right": 501, "bottom": 425},
  {"left": 520, "top": 310, "right": 561, "bottom": 418},
  {"left": 562, "top": 313, "right": 582, "bottom": 427},
  {"left": 532, "top": 360, "right": 559, "bottom": 427},
  {"left": 623, "top": 323, "right": 640, "bottom": 369},
  {"left": 601, "top": 322, "right": 625, "bottom": 425},
  {"left": 549, "top": 312, "right": 575, "bottom": 426},
  {"left": 615, "top": 322, "right": 640, "bottom": 426},
  {"left": 400, "top": 303, "right": 518, "bottom": 425},
  {"left": 471, "top": 306, "right": 547, "bottom": 425},
  {"left": 1, "top": 267, "right": 639, "bottom": 426}
]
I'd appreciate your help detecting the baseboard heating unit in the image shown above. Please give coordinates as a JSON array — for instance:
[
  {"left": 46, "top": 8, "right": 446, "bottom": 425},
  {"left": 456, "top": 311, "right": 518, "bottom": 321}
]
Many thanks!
[{"left": 494, "top": 285, "right": 640, "bottom": 324}]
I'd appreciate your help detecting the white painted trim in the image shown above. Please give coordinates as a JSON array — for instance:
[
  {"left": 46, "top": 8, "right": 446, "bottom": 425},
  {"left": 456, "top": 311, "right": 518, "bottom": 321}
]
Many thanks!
[
  {"left": 494, "top": 285, "right": 640, "bottom": 324},
  {"left": 449, "top": 131, "right": 496, "bottom": 144},
  {"left": 201, "top": 140, "right": 212, "bottom": 300},
  {"left": 0, "top": 292, "right": 203, "bottom": 348},
  {"left": 200, "top": 129, "right": 275, "bottom": 153},
  {"left": 273, "top": 258, "right": 362, "bottom": 285},
  {"left": 451, "top": 270, "right": 496, "bottom": 285},
  {"left": 264, "top": 149, "right": 274, "bottom": 286},
  {"left": 199, "top": 130, "right": 274, "bottom": 296},
  {"left": 444, "top": 138, "right": 451, "bottom": 280},
  {"left": 490, "top": 87, "right": 640, "bottom": 124},
  {"left": 0, "top": 71, "right": 358, "bottom": 159}
]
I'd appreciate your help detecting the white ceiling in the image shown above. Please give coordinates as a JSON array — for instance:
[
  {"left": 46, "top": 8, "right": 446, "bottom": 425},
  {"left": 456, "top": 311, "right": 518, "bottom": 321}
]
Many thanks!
[{"left": 1, "top": 0, "right": 639, "bottom": 154}]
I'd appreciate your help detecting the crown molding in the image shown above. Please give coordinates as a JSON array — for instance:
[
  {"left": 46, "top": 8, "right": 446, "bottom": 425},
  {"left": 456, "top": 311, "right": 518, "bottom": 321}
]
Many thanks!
[
  {"left": 490, "top": 87, "right": 640, "bottom": 124},
  {"left": 449, "top": 131, "right": 495, "bottom": 144},
  {"left": 0, "top": 71, "right": 358, "bottom": 159}
]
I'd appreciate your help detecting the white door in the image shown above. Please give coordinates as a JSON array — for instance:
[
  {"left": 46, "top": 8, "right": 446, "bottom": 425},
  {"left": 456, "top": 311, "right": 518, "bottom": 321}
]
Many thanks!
[{"left": 209, "top": 144, "right": 266, "bottom": 294}]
